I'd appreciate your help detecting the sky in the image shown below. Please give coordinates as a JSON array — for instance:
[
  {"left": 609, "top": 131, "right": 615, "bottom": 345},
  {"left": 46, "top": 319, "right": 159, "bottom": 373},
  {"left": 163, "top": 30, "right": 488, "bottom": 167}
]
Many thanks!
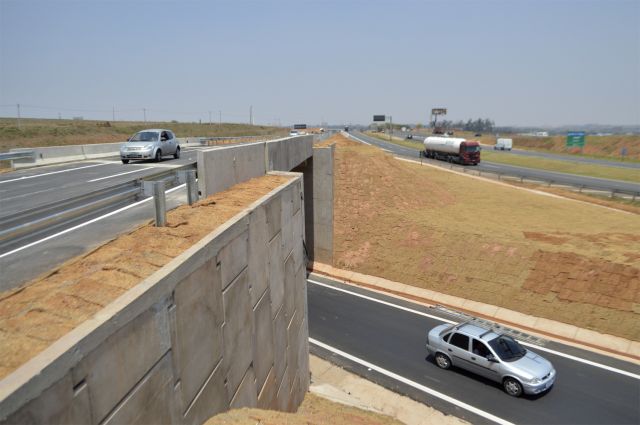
[{"left": 0, "top": 0, "right": 639, "bottom": 127}]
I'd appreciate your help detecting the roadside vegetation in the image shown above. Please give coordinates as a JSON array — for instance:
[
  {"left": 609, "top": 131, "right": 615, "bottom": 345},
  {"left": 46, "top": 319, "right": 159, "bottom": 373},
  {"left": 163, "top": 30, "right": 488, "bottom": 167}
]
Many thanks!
[
  {"left": 323, "top": 134, "right": 640, "bottom": 341},
  {"left": 0, "top": 117, "right": 287, "bottom": 151}
]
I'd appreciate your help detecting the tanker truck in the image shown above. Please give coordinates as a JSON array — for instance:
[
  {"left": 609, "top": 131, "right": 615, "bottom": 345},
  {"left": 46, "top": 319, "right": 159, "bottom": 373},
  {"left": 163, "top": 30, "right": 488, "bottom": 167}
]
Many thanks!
[{"left": 420, "top": 136, "right": 481, "bottom": 165}]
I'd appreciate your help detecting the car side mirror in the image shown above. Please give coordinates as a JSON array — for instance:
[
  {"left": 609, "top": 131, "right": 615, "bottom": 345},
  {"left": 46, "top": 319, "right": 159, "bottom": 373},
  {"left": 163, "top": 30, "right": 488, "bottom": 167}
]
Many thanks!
[{"left": 486, "top": 354, "right": 498, "bottom": 362}]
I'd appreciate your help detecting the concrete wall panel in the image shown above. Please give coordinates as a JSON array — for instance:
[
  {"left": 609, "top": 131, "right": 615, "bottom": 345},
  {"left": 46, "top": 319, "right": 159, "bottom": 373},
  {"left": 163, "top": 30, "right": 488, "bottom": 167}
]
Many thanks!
[
  {"left": 102, "top": 353, "right": 175, "bottom": 425},
  {"left": 248, "top": 206, "right": 269, "bottom": 307},
  {"left": 281, "top": 185, "right": 294, "bottom": 259},
  {"left": 218, "top": 231, "right": 248, "bottom": 290},
  {"left": 265, "top": 196, "right": 282, "bottom": 242},
  {"left": 3, "top": 375, "right": 91, "bottom": 425},
  {"left": 222, "top": 270, "right": 253, "bottom": 400},
  {"left": 272, "top": 306, "right": 287, "bottom": 388},
  {"left": 229, "top": 368, "right": 257, "bottom": 409},
  {"left": 256, "top": 367, "right": 277, "bottom": 410},
  {"left": 173, "top": 259, "right": 224, "bottom": 409},
  {"left": 182, "top": 361, "right": 227, "bottom": 425},
  {"left": 252, "top": 290, "right": 274, "bottom": 392},
  {"left": 71, "top": 304, "right": 171, "bottom": 424},
  {"left": 268, "top": 233, "right": 284, "bottom": 318}
]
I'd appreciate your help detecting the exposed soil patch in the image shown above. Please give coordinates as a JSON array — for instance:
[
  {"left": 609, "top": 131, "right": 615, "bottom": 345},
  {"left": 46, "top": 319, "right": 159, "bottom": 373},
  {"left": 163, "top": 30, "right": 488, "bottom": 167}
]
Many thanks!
[
  {"left": 0, "top": 174, "right": 290, "bottom": 380},
  {"left": 327, "top": 134, "right": 640, "bottom": 341},
  {"left": 204, "top": 392, "right": 402, "bottom": 425}
]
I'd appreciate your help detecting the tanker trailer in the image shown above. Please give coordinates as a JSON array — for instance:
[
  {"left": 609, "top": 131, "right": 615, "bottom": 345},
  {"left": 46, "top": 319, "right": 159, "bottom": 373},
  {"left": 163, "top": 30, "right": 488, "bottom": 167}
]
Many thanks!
[{"left": 420, "top": 136, "right": 480, "bottom": 165}]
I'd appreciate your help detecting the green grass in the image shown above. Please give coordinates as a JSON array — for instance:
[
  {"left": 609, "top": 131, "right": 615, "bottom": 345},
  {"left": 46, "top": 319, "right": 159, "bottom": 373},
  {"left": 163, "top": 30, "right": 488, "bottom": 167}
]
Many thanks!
[{"left": 364, "top": 131, "right": 640, "bottom": 183}]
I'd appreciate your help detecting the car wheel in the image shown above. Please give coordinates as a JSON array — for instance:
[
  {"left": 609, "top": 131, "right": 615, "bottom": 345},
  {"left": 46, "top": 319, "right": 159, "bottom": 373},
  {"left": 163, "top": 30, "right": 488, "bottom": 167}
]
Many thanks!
[
  {"left": 121, "top": 159, "right": 129, "bottom": 164},
  {"left": 174, "top": 147, "right": 180, "bottom": 159},
  {"left": 435, "top": 353, "right": 451, "bottom": 370},
  {"left": 155, "top": 150, "right": 162, "bottom": 162},
  {"left": 503, "top": 377, "right": 523, "bottom": 397}
]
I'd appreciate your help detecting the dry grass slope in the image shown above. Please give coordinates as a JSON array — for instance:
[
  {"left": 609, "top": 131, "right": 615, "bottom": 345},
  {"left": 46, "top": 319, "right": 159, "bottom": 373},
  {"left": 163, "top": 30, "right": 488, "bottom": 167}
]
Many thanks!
[{"left": 328, "top": 134, "right": 640, "bottom": 341}]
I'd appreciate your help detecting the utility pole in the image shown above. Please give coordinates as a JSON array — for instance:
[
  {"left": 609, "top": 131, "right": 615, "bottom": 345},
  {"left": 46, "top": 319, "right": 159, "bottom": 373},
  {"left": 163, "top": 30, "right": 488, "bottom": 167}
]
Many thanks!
[
  {"left": 208, "top": 111, "right": 212, "bottom": 125},
  {"left": 219, "top": 110, "right": 222, "bottom": 125},
  {"left": 389, "top": 116, "right": 393, "bottom": 141},
  {"left": 143, "top": 108, "right": 147, "bottom": 123},
  {"left": 249, "top": 105, "right": 253, "bottom": 125},
  {"left": 112, "top": 106, "right": 115, "bottom": 122},
  {"left": 16, "top": 103, "right": 21, "bottom": 129}
]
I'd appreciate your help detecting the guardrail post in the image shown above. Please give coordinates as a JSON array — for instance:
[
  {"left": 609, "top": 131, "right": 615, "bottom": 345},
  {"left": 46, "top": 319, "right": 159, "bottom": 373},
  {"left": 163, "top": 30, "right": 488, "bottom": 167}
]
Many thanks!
[
  {"left": 153, "top": 182, "right": 167, "bottom": 226},
  {"left": 143, "top": 181, "right": 167, "bottom": 226},
  {"left": 177, "top": 170, "right": 198, "bottom": 205}
]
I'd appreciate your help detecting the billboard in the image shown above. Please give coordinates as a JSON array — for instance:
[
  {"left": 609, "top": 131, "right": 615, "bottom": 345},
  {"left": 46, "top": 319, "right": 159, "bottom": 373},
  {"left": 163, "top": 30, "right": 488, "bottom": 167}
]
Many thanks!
[
  {"left": 293, "top": 124, "right": 307, "bottom": 129},
  {"left": 566, "top": 132, "right": 585, "bottom": 148},
  {"left": 373, "top": 115, "right": 386, "bottom": 122},
  {"left": 431, "top": 108, "right": 447, "bottom": 115}
]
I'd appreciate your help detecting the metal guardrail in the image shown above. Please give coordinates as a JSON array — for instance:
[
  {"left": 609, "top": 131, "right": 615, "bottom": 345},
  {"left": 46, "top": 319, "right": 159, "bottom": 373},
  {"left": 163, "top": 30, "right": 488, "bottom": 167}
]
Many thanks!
[
  {"left": 0, "top": 151, "right": 35, "bottom": 161},
  {"left": 0, "top": 163, "right": 197, "bottom": 249}
]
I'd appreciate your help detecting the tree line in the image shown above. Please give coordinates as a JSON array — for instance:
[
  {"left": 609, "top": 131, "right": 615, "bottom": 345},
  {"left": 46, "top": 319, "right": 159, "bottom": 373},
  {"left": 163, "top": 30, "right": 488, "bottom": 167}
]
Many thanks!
[{"left": 433, "top": 118, "right": 495, "bottom": 133}]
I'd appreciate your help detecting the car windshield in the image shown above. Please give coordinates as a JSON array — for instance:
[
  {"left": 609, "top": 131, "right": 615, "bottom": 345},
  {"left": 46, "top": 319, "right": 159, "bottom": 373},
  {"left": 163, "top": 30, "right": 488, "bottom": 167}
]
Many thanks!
[
  {"left": 130, "top": 131, "right": 159, "bottom": 142},
  {"left": 488, "top": 335, "right": 526, "bottom": 362},
  {"left": 465, "top": 145, "right": 480, "bottom": 153}
]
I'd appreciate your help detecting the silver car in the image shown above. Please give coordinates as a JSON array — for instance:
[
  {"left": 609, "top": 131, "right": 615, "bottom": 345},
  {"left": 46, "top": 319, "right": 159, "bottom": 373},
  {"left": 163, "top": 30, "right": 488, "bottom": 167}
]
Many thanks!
[
  {"left": 120, "top": 129, "right": 180, "bottom": 164},
  {"left": 426, "top": 322, "right": 556, "bottom": 397}
]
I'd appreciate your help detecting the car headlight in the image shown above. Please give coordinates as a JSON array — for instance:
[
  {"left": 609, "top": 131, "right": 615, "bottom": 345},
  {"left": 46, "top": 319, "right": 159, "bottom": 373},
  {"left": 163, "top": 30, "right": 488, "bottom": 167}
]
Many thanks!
[
  {"left": 144, "top": 144, "right": 153, "bottom": 150},
  {"left": 526, "top": 377, "right": 542, "bottom": 384}
]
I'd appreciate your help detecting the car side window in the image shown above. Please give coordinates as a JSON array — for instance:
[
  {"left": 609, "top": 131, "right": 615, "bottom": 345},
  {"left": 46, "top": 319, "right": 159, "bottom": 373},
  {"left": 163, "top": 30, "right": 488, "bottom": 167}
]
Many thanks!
[
  {"left": 449, "top": 333, "right": 469, "bottom": 351},
  {"left": 472, "top": 339, "right": 491, "bottom": 357},
  {"left": 443, "top": 333, "right": 452, "bottom": 343},
  {"left": 169, "top": 131, "right": 175, "bottom": 139},
  {"left": 161, "top": 131, "right": 168, "bottom": 140}
]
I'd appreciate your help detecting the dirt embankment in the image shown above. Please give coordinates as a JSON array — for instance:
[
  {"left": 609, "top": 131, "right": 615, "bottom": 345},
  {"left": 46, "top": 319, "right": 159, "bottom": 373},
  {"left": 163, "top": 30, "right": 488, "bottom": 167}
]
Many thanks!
[
  {"left": 328, "top": 134, "right": 640, "bottom": 341},
  {"left": 204, "top": 393, "right": 402, "bottom": 425},
  {"left": 0, "top": 175, "right": 290, "bottom": 380}
]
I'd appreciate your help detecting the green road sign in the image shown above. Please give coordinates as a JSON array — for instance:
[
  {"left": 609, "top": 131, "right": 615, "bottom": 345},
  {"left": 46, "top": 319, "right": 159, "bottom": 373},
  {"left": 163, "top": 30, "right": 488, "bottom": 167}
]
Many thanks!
[{"left": 566, "top": 132, "right": 586, "bottom": 148}]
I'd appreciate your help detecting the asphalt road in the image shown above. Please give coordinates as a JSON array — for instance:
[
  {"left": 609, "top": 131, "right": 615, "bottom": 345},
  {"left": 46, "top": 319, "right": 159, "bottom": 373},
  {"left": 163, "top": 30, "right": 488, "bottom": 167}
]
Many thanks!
[
  {"left": 353, "top": 132, "right": 640, "bottom": 194},
  {"left": 393, "top": 131, "right": 639, "bottom": 170},
  {"left": 0, "top": 149, "right": 200, "bottom": 218},
  {"left": 307, "top": 274, "right": 640, "bottom": 425}
]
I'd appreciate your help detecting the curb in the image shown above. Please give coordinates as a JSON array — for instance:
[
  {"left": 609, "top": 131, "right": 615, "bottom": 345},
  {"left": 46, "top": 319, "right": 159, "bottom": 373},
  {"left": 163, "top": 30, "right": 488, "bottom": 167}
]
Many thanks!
[{"left": 309, "top": 262, "right": 640, "bottom": 362}]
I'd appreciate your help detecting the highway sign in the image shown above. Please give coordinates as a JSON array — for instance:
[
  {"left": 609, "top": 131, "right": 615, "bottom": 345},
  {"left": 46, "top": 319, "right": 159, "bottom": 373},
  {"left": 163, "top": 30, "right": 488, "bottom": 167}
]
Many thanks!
[
  {"left": 566, "top": 132, "right": 586, "bottom": 148},
  {"left": 293, "top": 124, "right": 307, "bottom": 129},
  {"left": 373, "top": 115, "right": 386, "bottom": 122},
  {"left": 431, "top": 108, "right": 447, "bottom": 115}
]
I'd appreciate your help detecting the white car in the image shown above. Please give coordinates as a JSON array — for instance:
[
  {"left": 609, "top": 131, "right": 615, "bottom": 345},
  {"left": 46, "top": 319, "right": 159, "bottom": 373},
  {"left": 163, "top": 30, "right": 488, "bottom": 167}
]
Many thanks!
[
  {"left": 120, "top": 129, "right": 180, "bottom": 164},
  {"left": 289, "top": 130, "right": 299, "bottom": 136}
]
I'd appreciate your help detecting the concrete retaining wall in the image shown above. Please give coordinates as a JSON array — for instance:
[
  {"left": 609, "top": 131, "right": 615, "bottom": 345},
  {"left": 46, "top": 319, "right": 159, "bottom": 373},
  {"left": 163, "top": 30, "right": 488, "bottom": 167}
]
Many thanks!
[
  {"left": 311, "top": 145, "right": 334, "bottom": 264},
  {"left": 10, "top": 142, "right": 123, "bottom": 168},
  {"left": 0, "top": 174, "right": 310, "bottom": 424},
  {"left": 198, "top": 136, "right": 313, "bottom": 198}
]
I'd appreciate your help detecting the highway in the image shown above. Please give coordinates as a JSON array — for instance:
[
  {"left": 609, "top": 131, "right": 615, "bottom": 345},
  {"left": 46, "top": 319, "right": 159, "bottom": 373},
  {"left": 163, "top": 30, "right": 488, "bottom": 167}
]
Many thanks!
[
  {"left": 353, "top": 131, "right": 640, "bottom": 194},
  {"left": 398, "top": 131, "right": 640, "bottom": 170},
  {"left": 0, "top": 149, "right": 205, "bottom": 290},
  {"left": 307, "top": 274, "right": 640, "bottom": 425}
]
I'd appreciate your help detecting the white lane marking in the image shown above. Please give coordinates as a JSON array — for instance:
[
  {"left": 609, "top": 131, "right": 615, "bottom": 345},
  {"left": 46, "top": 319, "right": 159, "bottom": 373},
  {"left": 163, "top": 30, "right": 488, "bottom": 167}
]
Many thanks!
[
  {"left": 308, "top": 278, "right": 640, "bottom": 380},
  {"left": 87, "top": 167, "right": 153, "bottom": 182},
  {"left": 520, "top": 343, "right": 640, "bottom": 380},
  {"left": 309, "top": 278, "right": 454, "bottom": 323},
  {"left": 309, "top": 337, "right": 515, "bottom": 425},
  {"left": 0, "top": 184, "right": 186, "bottom": 259},
  {"left": 0, "top": 164, "right": 110, "bottom": 184},
  {"left": 348, "top": 134, "right": 371, "bottom": 145}
]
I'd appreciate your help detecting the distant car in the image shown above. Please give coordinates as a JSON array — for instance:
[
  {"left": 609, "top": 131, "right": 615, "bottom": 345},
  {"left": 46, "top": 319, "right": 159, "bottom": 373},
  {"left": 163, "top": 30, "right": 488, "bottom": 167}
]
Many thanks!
[
  {"left": 120, "top": 129, "right": 180, "bottom": 164},
  {"left": 289, "top": 130, "right": 299, "bottom": 136},
  {"left": 475, "top": 133, "right": 482, "bottom": 137},
  {"left": 426, "top": 322, "right": 556, "bottom": 397},
  {"left": 406, "top": 134, "right": 413, "bottom": 139}
]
